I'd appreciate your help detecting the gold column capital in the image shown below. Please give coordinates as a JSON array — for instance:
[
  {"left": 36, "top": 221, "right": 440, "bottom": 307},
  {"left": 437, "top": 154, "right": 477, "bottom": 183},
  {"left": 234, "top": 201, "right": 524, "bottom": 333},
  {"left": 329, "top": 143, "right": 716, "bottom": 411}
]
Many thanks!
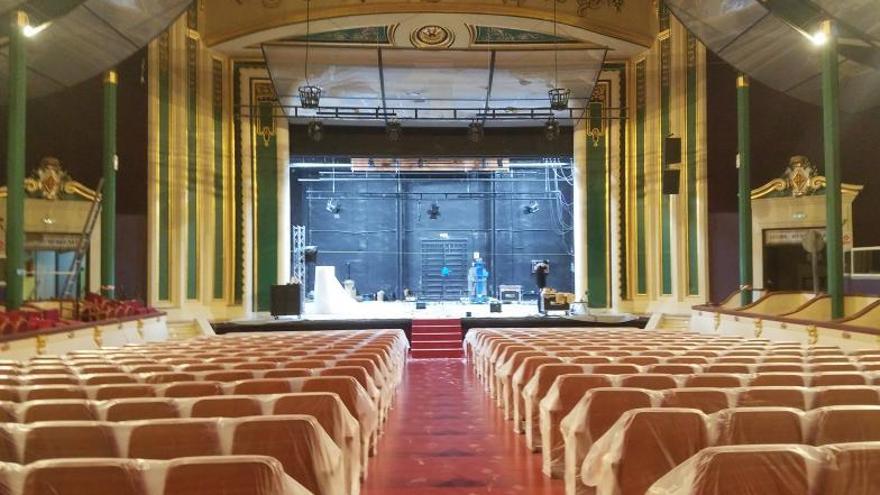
[
  {"left": 104, "top": 70, "right": 118, "bottom": 85},
  {"left": 820, "top": 19, "right": 834, "bottom": 36},
  {"left": 13, "top": 10, "right": 28, "bottom": 28},
  {"left": 736, "top": 74, "right": 749, "bottom": 88}
]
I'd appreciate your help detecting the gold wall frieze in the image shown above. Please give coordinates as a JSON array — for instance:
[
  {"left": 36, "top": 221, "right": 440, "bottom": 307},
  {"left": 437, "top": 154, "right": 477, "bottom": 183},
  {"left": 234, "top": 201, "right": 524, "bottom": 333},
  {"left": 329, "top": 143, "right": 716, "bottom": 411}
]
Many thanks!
[{"left": 205, "top": 0, "right": 654, "bottom": 48}]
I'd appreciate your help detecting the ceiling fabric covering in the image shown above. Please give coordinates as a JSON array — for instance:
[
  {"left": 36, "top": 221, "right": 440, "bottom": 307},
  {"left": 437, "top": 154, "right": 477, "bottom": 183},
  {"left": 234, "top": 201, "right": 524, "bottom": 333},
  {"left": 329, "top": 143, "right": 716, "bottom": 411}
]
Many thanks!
[
  {"left": 665, "top": 0, "right": 880, "bottom": 112},
  {"left": 263, "top": 43, "right": 607, "bottom": 127},
  {"left": 0, "top": 0, "right": 191, "bottom": 98}
]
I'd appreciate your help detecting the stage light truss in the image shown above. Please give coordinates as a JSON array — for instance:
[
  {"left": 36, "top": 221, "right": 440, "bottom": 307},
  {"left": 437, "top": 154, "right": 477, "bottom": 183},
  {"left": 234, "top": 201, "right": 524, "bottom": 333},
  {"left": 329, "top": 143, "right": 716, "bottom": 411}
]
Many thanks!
[
  {"left": 291, "top": 225, "right": 307, "bottom": 285},
  {"left": 266, "top": 104, "right": 628, "bottom": 123}
]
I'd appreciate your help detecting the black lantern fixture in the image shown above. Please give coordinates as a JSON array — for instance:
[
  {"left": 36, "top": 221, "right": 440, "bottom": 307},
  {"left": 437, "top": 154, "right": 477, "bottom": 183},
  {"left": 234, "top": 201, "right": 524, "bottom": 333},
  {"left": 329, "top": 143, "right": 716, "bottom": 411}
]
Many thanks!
[
  {"left": 386, "top": 119, "right": 402, "bottom": 142},
  {"left": 549, "top": 0, "right": 570, "bottom": 111},
  {"left": 298, "top": 0, "right": 321, "bottom": 109},
  {"left": 544, "top": 116, "right": 560, "bottom": 141},
  {"left": 427, "top": 202, "right": 441, "bottom": 220},
  {"left": 467, "top": 120, "right": 484, "bottom": 143},
  {"left": 307, "top": 120, "right": 324, "bottom": 142}
]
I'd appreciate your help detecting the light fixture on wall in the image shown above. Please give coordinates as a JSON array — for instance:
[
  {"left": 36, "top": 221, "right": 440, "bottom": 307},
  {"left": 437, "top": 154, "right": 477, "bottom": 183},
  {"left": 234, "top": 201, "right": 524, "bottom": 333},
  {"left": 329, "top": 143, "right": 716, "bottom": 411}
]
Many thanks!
[
  {"left": 325, "top": 198, "right": 341, "bottom": 216},
  {"left": 549, "top": 0, "right": 571, "bottom": 111},
  {"left": 298, "top": 0, "right": 322, "bottom": 108},
  {"left": 386, "top": 119, "right": 402, "bottom": 142},
  {"left": 467, "top": 120, "right": 484, "bottom": 143},
  {"left": 427, "top": 202, "right": 441, "bottom": 220},
  {"left": 544, "top": 116, "right": 560, "bottom": 141},
  {"left": 523, "top": 201, "right": 540, "bottom": 214},
  {"left": 307, "top": 120, "right": 324, "bottom": 142}
]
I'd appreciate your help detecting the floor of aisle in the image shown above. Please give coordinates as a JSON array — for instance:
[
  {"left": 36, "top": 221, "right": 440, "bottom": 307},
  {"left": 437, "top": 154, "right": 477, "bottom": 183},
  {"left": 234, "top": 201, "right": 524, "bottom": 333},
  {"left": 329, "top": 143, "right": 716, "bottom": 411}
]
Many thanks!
[{"left": 362, "top": 358, "right": 565, "bottom": 495}]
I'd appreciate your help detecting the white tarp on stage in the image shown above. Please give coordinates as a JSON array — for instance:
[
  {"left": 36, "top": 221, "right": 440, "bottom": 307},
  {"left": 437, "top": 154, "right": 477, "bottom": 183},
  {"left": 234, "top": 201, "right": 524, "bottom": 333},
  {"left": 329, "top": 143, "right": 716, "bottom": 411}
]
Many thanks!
[{"left": 313, "top": 266, "right": 358, "bottom": 314}]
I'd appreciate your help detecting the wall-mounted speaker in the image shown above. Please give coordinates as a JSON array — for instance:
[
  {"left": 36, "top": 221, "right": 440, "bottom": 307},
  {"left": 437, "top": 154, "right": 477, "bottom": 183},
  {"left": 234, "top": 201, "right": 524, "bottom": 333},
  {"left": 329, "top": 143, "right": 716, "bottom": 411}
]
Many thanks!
[
  {"left": 662, "top": 169, "right": 681, "bottom": 195},
  {"left": 665, "top": 136, "right": 682, "bottom": 165}
]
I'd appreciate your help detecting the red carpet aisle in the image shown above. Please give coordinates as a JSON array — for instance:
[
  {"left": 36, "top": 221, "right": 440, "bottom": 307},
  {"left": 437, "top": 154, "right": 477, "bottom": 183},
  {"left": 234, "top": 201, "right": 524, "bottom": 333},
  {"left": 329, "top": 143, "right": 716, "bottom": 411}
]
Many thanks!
[{"left": 362, "top": 359, "right": 564, "bottom": 495}]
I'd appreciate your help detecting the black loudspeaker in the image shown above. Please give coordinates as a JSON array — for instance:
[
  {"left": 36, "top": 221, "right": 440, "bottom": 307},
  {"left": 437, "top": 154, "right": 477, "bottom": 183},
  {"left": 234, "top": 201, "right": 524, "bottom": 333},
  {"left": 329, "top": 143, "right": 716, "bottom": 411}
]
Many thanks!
[
  {"left": 270, "top": 284, "right": 301, "bottom": 317},
  {"left": 662, "top": 169, "right": 681, "bottom": 195},
  {"left": 665, "top": 136, "right": 682, "bottom": 165}
]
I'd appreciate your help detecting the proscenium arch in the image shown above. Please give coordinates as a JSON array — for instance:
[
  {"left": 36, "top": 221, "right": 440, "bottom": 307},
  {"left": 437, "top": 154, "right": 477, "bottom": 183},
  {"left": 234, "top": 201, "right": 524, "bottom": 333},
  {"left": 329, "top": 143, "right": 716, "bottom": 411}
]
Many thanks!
[{"left": 203, "top": 0, "right": 656, "bottom": 52}]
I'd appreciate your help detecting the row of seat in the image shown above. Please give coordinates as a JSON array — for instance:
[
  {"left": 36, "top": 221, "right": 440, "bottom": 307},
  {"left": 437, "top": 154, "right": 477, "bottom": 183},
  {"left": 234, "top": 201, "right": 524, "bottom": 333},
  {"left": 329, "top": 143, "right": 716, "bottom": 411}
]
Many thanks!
[
  {"left": 0, "top": 455, "right": 313, "bottom": 495},
  {"left": 553, "top": 384, "right": 880, "bottom": 488},
  {"left": 647, "top": 442, "right": 879, "bottom": 495},
  {"left": 2, "top": 391, "right": 363, "bottom": 489},
  {"left": 19, "top": 330, "right": 409, "bottom": 495},
  {"left": 465, "top": 328, "right": 880, "bottom": 495},
  {"left": 0, "top": 415, "right": 343, "bottom": 495},
  {"left": 579, "top": 406, "right": 880, "bottom": 495},
  {"left": 531, "top": 370, "right": 880, "bottom": 462},
  {"left": 509, "top": 359, "right": 880, "bottom": 427}
]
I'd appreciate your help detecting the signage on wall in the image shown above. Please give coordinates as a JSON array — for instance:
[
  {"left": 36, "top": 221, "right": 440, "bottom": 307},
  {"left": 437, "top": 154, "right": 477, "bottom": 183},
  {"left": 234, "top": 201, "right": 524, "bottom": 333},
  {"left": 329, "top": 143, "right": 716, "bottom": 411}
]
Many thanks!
[
  {"left": 765, "top": 229, "right": 854, "bottom": 252},
  {"left": 24, "top": 233, "right": 80, "bottom": 251}
]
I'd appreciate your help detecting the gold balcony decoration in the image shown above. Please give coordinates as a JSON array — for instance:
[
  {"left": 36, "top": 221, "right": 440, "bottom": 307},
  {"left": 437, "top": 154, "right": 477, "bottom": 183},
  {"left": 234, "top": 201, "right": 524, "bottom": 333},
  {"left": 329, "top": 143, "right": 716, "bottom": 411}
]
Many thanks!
[
  {"left": 35, "top": 335, "right": 47, "bottom": 355},
  {"left": 806, "top": 325, "right": 819, "bottom": 346},
  {"left": 93, "top": 327, "right": 104, "bottom": 348},
  {"left": 753, "top": 319, "right": 763, "bottom": 338}
]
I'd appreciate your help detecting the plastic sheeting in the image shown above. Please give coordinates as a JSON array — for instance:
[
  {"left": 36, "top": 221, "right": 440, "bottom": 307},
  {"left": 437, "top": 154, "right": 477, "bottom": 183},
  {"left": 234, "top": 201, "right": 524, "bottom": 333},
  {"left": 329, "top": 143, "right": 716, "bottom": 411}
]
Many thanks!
[
  {"left": 313, "top": 266, "right": 358, "bottom": 314},
  {"left": 577, "top": 405, "right": 880, "bottom": 495},
  {"left": 262, "top": 44, "right": 607, "bottom": 126},
  {"left": 0, "top": 455, "right": 314, "bottom": 495},
  {"left": 0, "top": 415, "right": 343, "bottom": 495},
  {"left": 559, "top": 387, "right": 662, "bottom": 494},
  {"left": 0, "top": 0, "right": 192, "bottom": 99},
  {"left": 665, "top": 0, "right": 880, "bottom": 112},
  {"left": 647, "top": 444, "right": 825, "bottom": 495},
  {"left": 582, "top": 408, "right": 708, "bottom": 495}
]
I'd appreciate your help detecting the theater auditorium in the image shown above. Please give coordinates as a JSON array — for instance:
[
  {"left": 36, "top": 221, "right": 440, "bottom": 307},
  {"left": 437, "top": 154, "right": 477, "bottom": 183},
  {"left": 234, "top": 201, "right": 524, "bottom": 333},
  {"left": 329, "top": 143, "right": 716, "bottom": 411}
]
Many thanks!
[{"left": 0, "top": 0, "right": 877, "bottom": 494}]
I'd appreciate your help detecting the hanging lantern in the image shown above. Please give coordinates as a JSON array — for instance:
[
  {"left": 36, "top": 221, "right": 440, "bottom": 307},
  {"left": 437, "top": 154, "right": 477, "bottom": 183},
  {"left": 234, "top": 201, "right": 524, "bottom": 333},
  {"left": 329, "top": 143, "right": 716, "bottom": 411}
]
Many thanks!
[
  {"left": 307, "top": 120, "right": 324, "bottom": 142},
  {"left": 549, "top": 88, "right": 571, "bottom": 111},
  {"left": 467, "top": 121, "right": 484, "bottom": 143},
  {"left": 299, "top": 85, "right": 322, "bottom": 109},
  {"left": 544, "top": 116, "right": 560, "bottom": 141},
  {"left": 386, "top": 120, "right": 403, "bottom": 142}
]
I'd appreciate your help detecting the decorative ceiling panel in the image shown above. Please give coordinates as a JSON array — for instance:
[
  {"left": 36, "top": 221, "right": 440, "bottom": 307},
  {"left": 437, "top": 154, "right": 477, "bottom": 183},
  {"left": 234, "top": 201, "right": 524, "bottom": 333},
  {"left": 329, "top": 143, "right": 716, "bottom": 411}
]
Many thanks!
[
  {"left": 263, "top": 43, "right": 606, "bottom": 126},
  {"left": 666, "top": 0, "right": 880, "bottom": 111},
  {"left": 0, "top": 0, "right": 191, "bottom": 99}
]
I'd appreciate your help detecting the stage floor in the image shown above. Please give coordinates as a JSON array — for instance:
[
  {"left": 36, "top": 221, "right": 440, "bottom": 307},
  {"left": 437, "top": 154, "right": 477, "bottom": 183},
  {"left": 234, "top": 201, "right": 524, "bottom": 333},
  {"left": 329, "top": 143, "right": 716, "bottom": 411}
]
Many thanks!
[{"left": 212, "top": 300, "right": 647, "bottom": 337}]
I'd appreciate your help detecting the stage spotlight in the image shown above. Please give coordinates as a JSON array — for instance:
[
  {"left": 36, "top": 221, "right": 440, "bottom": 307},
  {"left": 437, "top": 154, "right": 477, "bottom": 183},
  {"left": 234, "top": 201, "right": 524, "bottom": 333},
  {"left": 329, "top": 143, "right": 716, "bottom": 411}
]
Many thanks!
[
  {"left": 523, "top": 201, "right": 540, "bottom": 214},
  {"left": 427, "top": 202, "right": 441, "bottom": 220},
  {"left": 467, "top": 121, "right": 484, "bottom": 143},
  {"left": 544, "top": 117, "right": 560, "bottom": 141},
  {"left": 308, "top": 120, "right": 324, "bottom": 142},
  {"left": 325, "top": 198, "right": 341, "bottom": 217},
  {"left": 809, "top": 30, "right": 828, "bottom": 46},
  {"left": 386, "top": 120, "right": 402, "bottom": 142}
]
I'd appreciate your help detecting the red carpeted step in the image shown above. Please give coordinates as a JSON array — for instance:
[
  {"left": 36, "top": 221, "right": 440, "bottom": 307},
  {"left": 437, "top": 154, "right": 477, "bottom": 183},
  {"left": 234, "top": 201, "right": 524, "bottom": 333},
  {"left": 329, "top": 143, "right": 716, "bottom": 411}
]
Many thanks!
[
  {"left": 411, "top": 340, "right": 462, "bottom": 350},
  {"left": 410, "top": 348, "right": 464, "bottom": 359},
  {"left": 411, "top": 332, "right": 461, "bottom": 342}
]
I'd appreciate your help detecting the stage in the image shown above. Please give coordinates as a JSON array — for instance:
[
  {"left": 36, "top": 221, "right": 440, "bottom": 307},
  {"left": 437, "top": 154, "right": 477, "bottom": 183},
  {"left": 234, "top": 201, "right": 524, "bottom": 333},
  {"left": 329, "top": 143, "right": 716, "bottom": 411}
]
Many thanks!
[{"left": 211, "top": 301, "right": 649, "bottom": 340}]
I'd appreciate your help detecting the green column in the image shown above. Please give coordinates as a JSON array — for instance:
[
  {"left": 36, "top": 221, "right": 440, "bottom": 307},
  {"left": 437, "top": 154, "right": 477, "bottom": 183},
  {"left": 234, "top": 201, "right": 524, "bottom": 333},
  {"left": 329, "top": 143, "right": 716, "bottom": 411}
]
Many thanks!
[
  {"left": 5, "top": 11, "right": 27, "bottom": 310},
  {"left": 736, "top": 74, "right": 753, "bottom": 306},
  {"left": 101, "top": 70, "right": 118, "bottom": 299},
  {"left": 821, "top": 19, "right": 844, "bottom": 319}
]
